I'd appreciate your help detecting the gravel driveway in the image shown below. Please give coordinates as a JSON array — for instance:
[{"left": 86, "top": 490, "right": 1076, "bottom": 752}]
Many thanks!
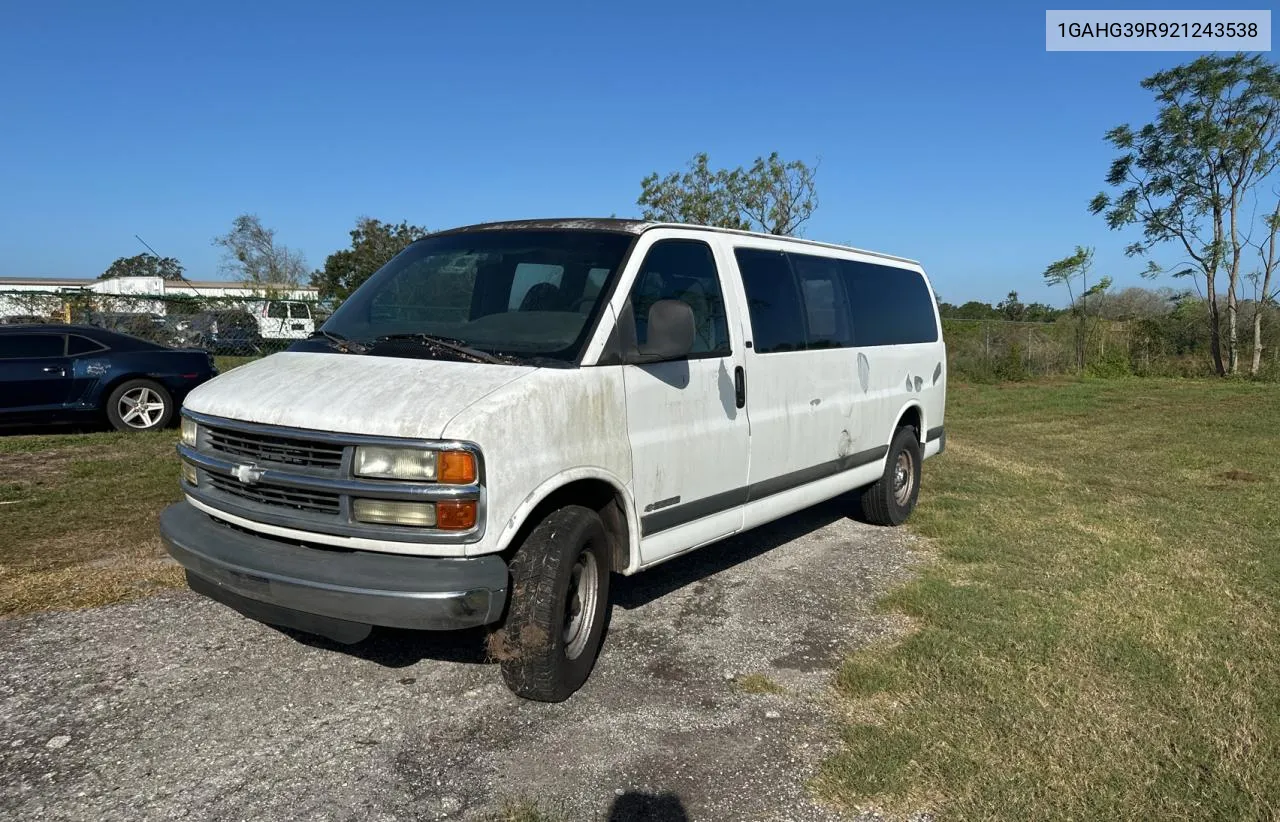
[{"left": 1, "top": 499, "right": 921, "bottom": 821}]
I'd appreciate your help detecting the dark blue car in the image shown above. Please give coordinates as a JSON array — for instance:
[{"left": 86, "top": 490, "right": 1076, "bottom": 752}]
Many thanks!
[{"left": 0, "top": 324, "right": 217, "bottom": 432}]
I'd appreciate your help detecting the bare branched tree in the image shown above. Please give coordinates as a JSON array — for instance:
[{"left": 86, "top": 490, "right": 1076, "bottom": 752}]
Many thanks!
[{"left": 213, "top": 214, "right": 307, "bottom": 297}]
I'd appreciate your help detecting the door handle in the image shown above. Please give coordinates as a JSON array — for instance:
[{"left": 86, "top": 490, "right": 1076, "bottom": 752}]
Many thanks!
[
  {"left": 734, "top": 365, "right": 746, "bottom": 409},
  {"left": 42, "top": 366, "right": 64, "bottom": 375}
]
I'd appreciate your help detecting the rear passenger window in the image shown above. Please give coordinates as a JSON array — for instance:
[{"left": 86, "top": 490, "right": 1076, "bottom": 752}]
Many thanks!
[
  {"left": 788, "top": 253, "right": 854, "bottom": 349},
  {"left": 734, "top": 248, "right": 806, "bottom": 353},
  {"left": 267, "top": 302, "right": 289, "bottom": 319},
  {"left": 840, "top": 260, "right": 939, "bottom": 345},
  {"left": 626, "top": 240, "right": 730, "bottom": 356},
  {"left": 0, "top": 333, "right": 65, "bottom": 359}
]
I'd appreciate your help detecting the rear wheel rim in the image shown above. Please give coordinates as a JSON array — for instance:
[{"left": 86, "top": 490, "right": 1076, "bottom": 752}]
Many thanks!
[
  {"left": 119, "top": 387, "right": 165, "bottom": 429},
  {"left": 893, "top": 450, "right": 914, "bottom": 506},
  {"left": 563, "top": 550, "right": 599, "bottom": 660}
]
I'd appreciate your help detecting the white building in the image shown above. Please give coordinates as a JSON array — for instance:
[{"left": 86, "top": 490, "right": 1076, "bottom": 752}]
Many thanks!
[{"left": 0, "top": 276, "right": 319, "bottom": 320}]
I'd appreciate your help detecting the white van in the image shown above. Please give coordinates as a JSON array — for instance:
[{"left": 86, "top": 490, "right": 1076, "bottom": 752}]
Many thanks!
[
  {"left": 249, "top": 300, "right": 315, "bottom": 341},
  {"left": 161, "top": 219, "right": 946, "bottom": 702}
]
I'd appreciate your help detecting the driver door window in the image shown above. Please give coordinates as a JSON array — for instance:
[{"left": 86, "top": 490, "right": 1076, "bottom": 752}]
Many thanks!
[{"left": 624, "top": 239, "right": 730, "bottom": 358}]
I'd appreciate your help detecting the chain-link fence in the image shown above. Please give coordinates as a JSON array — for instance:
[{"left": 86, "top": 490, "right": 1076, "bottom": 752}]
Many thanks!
[{"left": 0, "top": 289, "right": 330, "bottom": 360}]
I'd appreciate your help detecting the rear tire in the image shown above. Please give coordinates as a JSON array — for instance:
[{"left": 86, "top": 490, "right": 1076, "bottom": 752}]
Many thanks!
[
  {"left": 496, "top": 505, "right": 611, "bottom": 702},
  {"left": 106, "top": 379, "right": 174, "bottom": 432},
  {"left": 859, "top": 426, "right": 922, "bottom": 526}
]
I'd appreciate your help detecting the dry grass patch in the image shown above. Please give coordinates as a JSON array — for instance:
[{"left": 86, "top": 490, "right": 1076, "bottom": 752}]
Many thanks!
[{"left": 735, "top": 673, "right": 787, "bottom": 695}]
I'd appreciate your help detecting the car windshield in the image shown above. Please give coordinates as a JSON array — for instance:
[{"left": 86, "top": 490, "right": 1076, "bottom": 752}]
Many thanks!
[{"left": 321, "top": 230, "right": 634, "bottom": 364}]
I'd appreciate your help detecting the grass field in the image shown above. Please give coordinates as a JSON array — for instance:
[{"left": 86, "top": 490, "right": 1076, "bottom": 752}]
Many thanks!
[
  {"left": 0, "top": 429, "right": 184, "bottom": 615},
  {"left": 820, "top": 379, "right": 1280, "bottom": 820}
]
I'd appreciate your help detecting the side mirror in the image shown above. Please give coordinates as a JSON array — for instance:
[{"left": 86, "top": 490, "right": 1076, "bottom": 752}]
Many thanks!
[{"left": 632, "top": 299, "right": 695, "bottom": 363}]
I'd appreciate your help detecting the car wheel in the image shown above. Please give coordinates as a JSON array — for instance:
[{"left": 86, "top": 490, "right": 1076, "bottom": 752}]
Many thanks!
[
  {"left": 496, "top": 505, "right": 612, "bottom": 702},
  {"left": 106, "top": 379, "right": 175, "bottom": 432},
  {"left": 859, "top": 425, "right": 922, "bottom": 526}
]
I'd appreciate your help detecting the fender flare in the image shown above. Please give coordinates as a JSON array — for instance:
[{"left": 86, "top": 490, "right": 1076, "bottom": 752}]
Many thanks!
[
  {"left": 494, "top": 466, "right": 642, "bottom": 574},
  {"left": 887, "top": 400, "right": 926, "bottom": 445}
]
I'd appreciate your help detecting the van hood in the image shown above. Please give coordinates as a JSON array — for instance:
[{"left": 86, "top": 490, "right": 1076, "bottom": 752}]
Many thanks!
[{"left": 183, "top": 351, "right": 537, "bottom": 440}]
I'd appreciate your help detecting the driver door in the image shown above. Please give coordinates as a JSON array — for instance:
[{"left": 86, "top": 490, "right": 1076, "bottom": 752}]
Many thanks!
[
  {"left": 0, "top": 332, "right": 74, "bottom": 414},
  {"left": 616, "top": 234, "right": 751, "bottom": 566}
]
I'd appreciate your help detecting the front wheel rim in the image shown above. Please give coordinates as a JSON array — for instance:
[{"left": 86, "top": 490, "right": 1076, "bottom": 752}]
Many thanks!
[
  {"left": 563, "top": 550, "right": 600, "bottom": 660},
  {"left": 119, "top": 387, "right": 165, "bottom": 429},
  {"left": 893, "top": 450, "right": 914, "bottom": 506}
]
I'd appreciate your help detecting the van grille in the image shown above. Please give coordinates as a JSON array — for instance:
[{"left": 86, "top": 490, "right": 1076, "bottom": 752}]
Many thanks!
[
  {"left": 207, "top": 474, "right": 341, "bottom": 515},
  {"left": 205, "top": 425, "right": 344, "bottom": 470}
]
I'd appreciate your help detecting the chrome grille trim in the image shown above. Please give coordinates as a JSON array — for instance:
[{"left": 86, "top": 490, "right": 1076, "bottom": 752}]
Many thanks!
[
  {"left": 207, "top": 474, "right": 341, "bottom": 514},
  {"left": 205, "top": 426, "right": 344, "bottom": 469}
]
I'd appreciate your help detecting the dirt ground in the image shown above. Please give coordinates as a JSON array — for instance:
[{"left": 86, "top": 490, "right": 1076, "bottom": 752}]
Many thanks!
[{"left": 0, "top": 499, "right": 921, "bottom": 821}]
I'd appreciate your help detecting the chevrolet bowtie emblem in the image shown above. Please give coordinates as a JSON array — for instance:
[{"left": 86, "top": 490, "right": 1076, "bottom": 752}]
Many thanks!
[{"left": 233, "top": 464, "right": 265, "bottom": 485}]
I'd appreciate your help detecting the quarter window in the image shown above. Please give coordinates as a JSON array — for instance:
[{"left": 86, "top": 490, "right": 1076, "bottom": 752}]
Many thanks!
[
  {"left": 66, "top": 335, "right": 106, "bottom": 355},
  {"left": 840, "top": 260, "right": 939, "bottom": 345},
  {"left": 625, "top": 240, "right": 730, "bottom": 356}
]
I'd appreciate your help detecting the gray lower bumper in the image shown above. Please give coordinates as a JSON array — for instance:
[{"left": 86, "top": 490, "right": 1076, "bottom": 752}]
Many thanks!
[{"left": 160, "top": 502, "right": 508, "bottom": 639}]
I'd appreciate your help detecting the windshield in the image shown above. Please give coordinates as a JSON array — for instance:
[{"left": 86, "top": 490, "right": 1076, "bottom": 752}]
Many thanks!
[{"left": 321, "top": 230, "right": 634, "bottom": 364}]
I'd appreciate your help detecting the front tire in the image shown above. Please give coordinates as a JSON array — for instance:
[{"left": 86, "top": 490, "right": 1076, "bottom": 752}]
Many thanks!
[
  {"left": 496, "top": 505, "right": 612, "bottom": 702},
  {"left": 106, "top": 379, "right": 174, "bottom": 432},
  {"left": 859, "top": 426, "right": 922, "bottom": 526}
]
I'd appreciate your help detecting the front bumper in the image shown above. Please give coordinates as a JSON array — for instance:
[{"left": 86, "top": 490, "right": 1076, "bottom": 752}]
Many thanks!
[{"left": 160, "top": 502, "right": 508, "bottom": 641}]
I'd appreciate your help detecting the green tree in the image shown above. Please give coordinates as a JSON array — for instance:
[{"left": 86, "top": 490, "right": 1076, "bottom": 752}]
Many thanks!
[
  {"left": 1024, "top": 302, "right": 1063, "bottom": 323},
  {"left": 213, "top": 214, "right": 307, "bottom": 297},
  {"left": 1090, "top": 53, "right": 1280, "bottom": 375},
  {"left": 1043, "top": 246, "right": 1113, "bottom": 372},
  {"left": 311, "top": 218, "right": 429, "bottom": 303},
  {"left": 997, "top": 290, "right": 1026, "bottom": 321},
  {"left": 637, "top": 152, "right": 818, "bottom": 235},
  {"left": 99, "top": 253, "right": 185, "bottom": 281}
]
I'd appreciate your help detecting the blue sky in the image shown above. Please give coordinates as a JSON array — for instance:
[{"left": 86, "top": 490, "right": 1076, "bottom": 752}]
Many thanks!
[{"left": 0, "top": 1, "right": 1262, "bottom": 304}]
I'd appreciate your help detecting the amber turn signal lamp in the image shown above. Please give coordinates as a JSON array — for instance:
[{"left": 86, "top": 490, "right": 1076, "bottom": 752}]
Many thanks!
[
  {"left": 438, "top": 451, "right": 477, "bottom": 484},
  {"left": 435, "top": 500, "right": 478, "bottom": 530}
]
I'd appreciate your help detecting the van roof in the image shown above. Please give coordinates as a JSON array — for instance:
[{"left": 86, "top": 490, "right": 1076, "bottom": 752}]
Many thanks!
[{"left": 434, "top": 218, "right": 920, "bottom": 266}]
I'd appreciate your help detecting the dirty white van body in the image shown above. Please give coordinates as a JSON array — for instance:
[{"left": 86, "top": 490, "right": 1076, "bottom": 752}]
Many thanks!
[
  {"left": 161, "top": 219, "right": 946, "bottom": 701},
  {"left": 249, "top": 300, "right": 315, "bottom": 342}
]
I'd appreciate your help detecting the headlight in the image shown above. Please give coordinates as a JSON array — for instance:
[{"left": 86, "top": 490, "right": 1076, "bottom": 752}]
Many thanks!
[
  {"left": 353, "top": 446, "right": 437, "bottom": 480},
  {"left": 181, "top": 417, "right": 198, "bottom": 447},
  {"left": 353, "top": 447, "right": 476, "bottom": 483}
]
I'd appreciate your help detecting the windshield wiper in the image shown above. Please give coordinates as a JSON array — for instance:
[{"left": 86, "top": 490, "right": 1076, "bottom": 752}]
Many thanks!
[
  {"left": 312, "top": 329, "right": 367, "bottom": 354},
  {"left": 368, "top": 333, "right": 506, "bottom": 364}
]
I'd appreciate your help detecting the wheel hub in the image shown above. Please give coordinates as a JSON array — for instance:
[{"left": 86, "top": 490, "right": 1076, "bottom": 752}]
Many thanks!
[
  {"left": 562, "top": 551, "right": 599, "bottom": 661},
  {"left": 893, "top": 451, "right": 914, "bottom": 505}
]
